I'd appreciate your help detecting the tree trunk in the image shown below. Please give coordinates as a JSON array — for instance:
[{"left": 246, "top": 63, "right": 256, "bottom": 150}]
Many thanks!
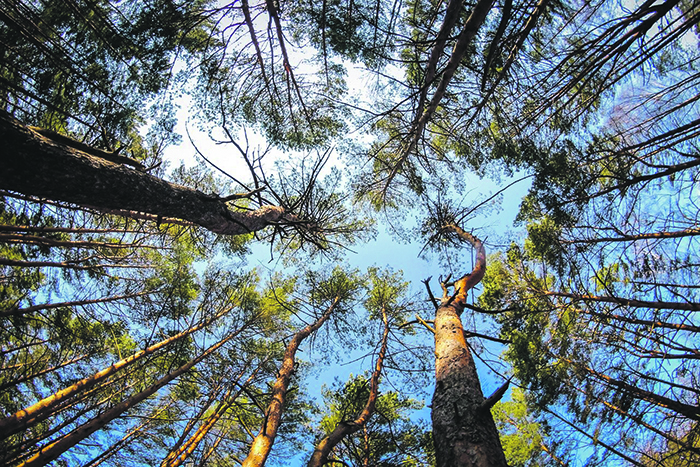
[
  {"left": 0, "top": 307, "right": 239, "bottom": 439},
  {"left": 163, "top": 366, "right": 261, "bottom": 467},
  {"left": 2, "top": 290, "right": 158, "bottom": 318},
  {"left": 307, "top": 309, "right": 390, "bottom": 467},
  {"left": 242, "top": 297, "right": 340, "bottom": 467},
  {"left": 541, "top": 289, "right": 700, "bottom": 312},
  {"left": 15, "top": 330, "right": 239, "bottom": 467},
  {"left": 431, "top": 224, "right": 507, "bottom": 467},
  {"left": 0, "top": 111, "right": 288, "bottom": 236},
  {"left": 385, "top": 0, "right": 494, "bottom": 189}
]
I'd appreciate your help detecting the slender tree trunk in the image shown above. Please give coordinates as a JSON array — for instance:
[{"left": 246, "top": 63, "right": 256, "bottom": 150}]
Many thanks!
[
  {"left": 242, "top": 297, "right": 340, "bottom": 467},
  {"left": 431, "top": 224, "right": 507, "bottom": 467},
  {"left": 542, "top": 407, "right": 644, "bottom": 466},
  {"left": 164, "top": 392, "right": 237, "bottom": 467},
  {"left": 560, "top": 357, "right": 700, "bottom": 421},
  {"left": 564, "top": 225, "right": 700, "bottom": 244},
  {"left": 541, "top": 289, "right": 700, "bottom": 312},
  {"left": 0, "top": 111, "right": 289, "bottom": 236},
  {"left": 0, "top": 307, "right": 238, "bottom": 439},
  {"left": 0, "top": 233, "right": 167, "bottom": 250},
  {"left": 307, "top": 309, "right": 390, "bottom": 467},
  {"left": 2, "top": 289, "right": 158, "bottom": 318},
  {"left": 385, "top": 0, "right": 494, "bottom": 190},
  {"left": 82, "top": 404, "right": 173, "bottom": 467},
  {"left": 162, "top": 384, "right": 227, "bottom": 464},
  {"left": 15, "top": 330, "right": 239, "bottom": 467}
]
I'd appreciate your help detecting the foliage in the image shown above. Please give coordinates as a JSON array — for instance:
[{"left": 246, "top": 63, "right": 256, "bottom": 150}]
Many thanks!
[
  {"left": 313, "top": 374, "right": 434, "bottom": 467},
  {"left": 2, "top": 0, "right": 700, "bottom": 465}
]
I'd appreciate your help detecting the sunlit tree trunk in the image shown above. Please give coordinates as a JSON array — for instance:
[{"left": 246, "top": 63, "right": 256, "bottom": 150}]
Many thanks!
[
  {"left": 242, "top": 297, "right": 340, "bottom": 467},
  {"left": 431, "top": 224, "right": 507, "bottom": 467},
  {"left": 0, "top": 307, "right": 238, "bottom": 439},
  {"left": 15, "top": 330, "right": 239, "bottom": 467},
  {"left": 163, "top": 366, "right": 261, "bottom": 467}
]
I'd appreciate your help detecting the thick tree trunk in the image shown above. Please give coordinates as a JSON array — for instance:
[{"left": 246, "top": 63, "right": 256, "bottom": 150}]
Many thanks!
[
  {"left": 431, "top": 224, "right": 507, "bottom": 467},
  {"left": 242, "top": 297, "right": 340, "bottom": 467},
  {"left": 0, "top": 111, "right": 288, "bottom": 236}
]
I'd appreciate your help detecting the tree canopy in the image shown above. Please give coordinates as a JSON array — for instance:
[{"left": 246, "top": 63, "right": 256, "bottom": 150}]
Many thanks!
[{"left": 1, "top": 0, "right": 699, "bottom": 466}]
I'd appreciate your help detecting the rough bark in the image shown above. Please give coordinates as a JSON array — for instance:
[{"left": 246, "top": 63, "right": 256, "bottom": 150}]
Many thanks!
[
  {"left": 431, "top": 224, "right": 507, "bottom": 467},
  {"left": 242, "top": 297, "right": 340, "bottom": 467},
  {"left": 0, "top": 111, "right": 288, "bottom": 236}
]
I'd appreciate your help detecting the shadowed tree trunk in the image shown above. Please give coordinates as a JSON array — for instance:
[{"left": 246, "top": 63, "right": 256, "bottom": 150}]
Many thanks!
[
  {"left": 431, "top": 224, "right": 508, "bottom": 467},
  {"left": 0, "top": 111, "right": 288, "bottom": 236}
]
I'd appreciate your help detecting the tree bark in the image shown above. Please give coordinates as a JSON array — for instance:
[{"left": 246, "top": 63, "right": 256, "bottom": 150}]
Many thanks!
[
  {"left": 307, "top": 309, "right": 390, "bottom": 467},
  {"left": 0, "top": 111, "right": 288, "bottom": 236},
  {"left": 431, "top": 224, "right": 507, "bottom": 467},
  {"left": 242, "top": 297, "right": 340, "bottom": 467}
]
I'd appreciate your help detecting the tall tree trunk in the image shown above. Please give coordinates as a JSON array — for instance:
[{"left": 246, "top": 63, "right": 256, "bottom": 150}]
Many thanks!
[
  {"left": 2, "top": 290, "right": 158, "bottom": 318},
  {"left": 431, "top": 224, "right": 507, "bottom": 467},
  {"left": 0, "top": 308, "right": 240, "bottom": 439},
  {"left": 242, "top": 297, "right": 340, "bottom": 467},
  {"left": 163, "top": 365, "right": 262, "bottom": 467},
  {"left": 82, "top": 404, "right": 173, "bottom": 467},
  {"left": 384, "top": 0, "right": 495, "bottom": 190},
  {"left": 307, "top": 309, "right": 390, "bottom": 467},
  {"left": 15, "top": 330, "right": 240, "bottom": 467},
  {"left": 0, "top": 111, "right": 288, "bottom": 236}
]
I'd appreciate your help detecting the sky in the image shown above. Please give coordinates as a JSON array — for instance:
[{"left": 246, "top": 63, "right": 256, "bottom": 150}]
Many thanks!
[{"left": 160, "top": 80, "right": 533, "bottom": 464}]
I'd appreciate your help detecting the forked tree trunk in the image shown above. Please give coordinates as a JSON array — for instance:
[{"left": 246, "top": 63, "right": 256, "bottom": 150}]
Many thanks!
[
  {"left": 431, "top": 224, "right": 507, "bottom": 467},
  {"left": 242, "top": 297, "right": 340, "bottom": 467}
]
